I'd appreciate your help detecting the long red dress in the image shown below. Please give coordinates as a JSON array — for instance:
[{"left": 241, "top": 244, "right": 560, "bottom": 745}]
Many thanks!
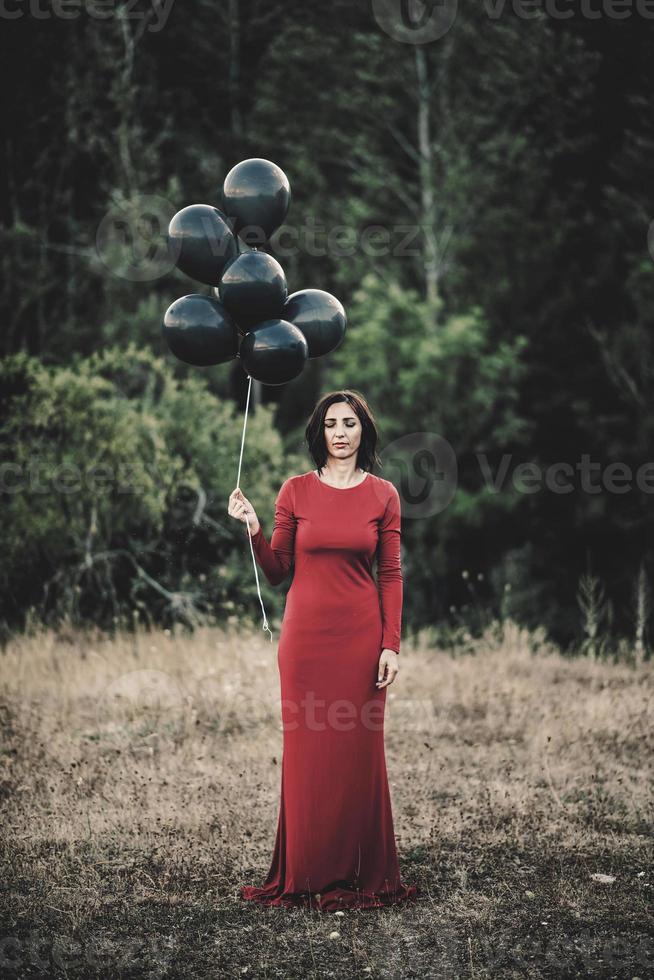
[{"left": 240, "top": 469, "right": 418, "bottom": 911}]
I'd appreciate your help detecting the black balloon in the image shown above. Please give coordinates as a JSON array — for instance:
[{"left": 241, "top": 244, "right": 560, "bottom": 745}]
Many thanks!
[
  {"left": 218, "top": 250, "right": 287, "bottom": 331},
  {"left": 168, "top": 204, "right": 238, "bottom": 285},
  {"left": 162, "top": 294, "right": 239, "bottom": 367},
  {"left": 222, "top": 159, "right": 291, "bottom": 243},
  {"left": 239, "top": 319, "right": 308, "bottom": 386},
  {"left": 283, "top": 288, "right": 346, "bottom": 358}
]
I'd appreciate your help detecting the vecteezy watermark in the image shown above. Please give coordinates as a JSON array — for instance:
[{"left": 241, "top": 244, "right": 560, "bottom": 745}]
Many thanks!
[
  {"left": 270, "top": 218, "right": 453, "bottom": 262},
  {"left": 4, "top": 447, "right": 654, "bottom": 504},
  {"left": 379, "top": 432, "right": 459, "bottom": 519},
  {"left": 372, "top": 0, "right": 459, "bottom": 44},
  {"left": 377, "top": 436, "right": 654, "bottom": 517},
  {"left": 0, "top": 0, "right": 176, "bottom": 31},
  {"left": 372, "top": 0, "right": 654, "bottom": 44},
  {"left": 0, "top": 931, "right": 176, "bottom": 979},
  {"left": 195, "top": 690, "right": 435, "bottom": 736},
  {"left": 279, "top": 693, "right": 435, "bottom": 733},
  {"left": 475, "top": 927, "right": 653, "bottom": 974},
  {"left": 95, "top": 197, "right": 452, "bottom": 282},
  {"left": 96, "top": 194, "right": 178, "bottom": 282},
  {"left": 483, "top": 0, "right": 654, "bottom": 20},
  {"left": 93, "top": 669, "right": 435, "bottom": 735},
  {"left": 0, "top": 457, "right": 156, "bottom": 494},
  {"left": 477, "top": 452, "right": 654, "bottom": 494}
]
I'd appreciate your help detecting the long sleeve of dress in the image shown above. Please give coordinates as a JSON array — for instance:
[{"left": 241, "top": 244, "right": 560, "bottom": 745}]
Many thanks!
[
  {"left": 376, "top": 483, "right": 403, "bottom": 655},
  {"left": 248, "top": 478, "right": 297, "bottom": 586}
]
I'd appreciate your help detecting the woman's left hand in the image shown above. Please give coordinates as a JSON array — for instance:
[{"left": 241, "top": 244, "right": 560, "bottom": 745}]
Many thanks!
[{"left": 376, "top": 649, "right": 399, "bottom": 689}]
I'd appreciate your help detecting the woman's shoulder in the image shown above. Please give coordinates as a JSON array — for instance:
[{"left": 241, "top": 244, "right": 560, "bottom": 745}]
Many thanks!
[
  {"left": 370, "top": 473, "right": 399, "bottom": 496},
  {"left": 279, "top": 472, "right": 312, "bottom": 495},
  {"left": 288, "top": 471, "right": 314, "bottom": 487}
]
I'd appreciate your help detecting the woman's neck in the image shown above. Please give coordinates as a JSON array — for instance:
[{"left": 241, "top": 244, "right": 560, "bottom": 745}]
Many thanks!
[{"left": 316, "top": 462, "right": 365, "bottom": 488}]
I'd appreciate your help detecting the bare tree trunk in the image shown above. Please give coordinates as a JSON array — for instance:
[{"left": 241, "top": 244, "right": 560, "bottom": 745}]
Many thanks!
[
  {"left": 226, "top": 0, "right": 263, "bottom": 410},
  {"left": 115, "top": 7, "right": 137, "bottom": 195},
  {"left": 635, "top": 559, "right": 649, "bottom": 663},
  {"left": 228, "top": 0, "right": 243, "bottom": 144},
  {"left": 415, "top": 47, "right": 439, "bottom": 309}
]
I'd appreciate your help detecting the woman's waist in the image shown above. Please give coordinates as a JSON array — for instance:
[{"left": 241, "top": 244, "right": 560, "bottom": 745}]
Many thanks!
[{"left": 284, "top": 580, "right": 380, "bottom": 617}]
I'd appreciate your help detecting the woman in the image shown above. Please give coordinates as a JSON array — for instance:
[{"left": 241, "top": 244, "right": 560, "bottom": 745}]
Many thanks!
[{"left": 227, "top": 389, "right": 418, "bottom": 911}]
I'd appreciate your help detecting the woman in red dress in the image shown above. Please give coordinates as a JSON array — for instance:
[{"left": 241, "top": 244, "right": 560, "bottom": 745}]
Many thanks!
[{"left": 228, "top": 389, "right": 418, "bottom": 911}]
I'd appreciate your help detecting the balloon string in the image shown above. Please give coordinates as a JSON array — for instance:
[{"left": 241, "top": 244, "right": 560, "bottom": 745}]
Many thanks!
[{"left": 237, "top": 375, "right": 273, "bottom": 643}]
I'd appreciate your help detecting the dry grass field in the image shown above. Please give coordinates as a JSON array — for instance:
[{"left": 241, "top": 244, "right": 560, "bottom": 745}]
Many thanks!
[{"left": 0, "top": 620, "right": 652, "bottom": 979}]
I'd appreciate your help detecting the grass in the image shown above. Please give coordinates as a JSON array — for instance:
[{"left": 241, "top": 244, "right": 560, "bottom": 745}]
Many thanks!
[{"left": 0, "top": 619, "right": 652, "bottom": 979}]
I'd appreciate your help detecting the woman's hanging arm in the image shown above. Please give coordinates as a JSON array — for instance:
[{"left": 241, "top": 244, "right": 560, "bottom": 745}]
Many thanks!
[{"left": 376, "top": 483, "right": 403, "bottom": 655}]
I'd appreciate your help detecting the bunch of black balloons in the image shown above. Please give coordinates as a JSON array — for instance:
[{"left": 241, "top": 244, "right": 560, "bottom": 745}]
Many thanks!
[{"left": 162, "top": 158, "right": 346, "bottom": 385}]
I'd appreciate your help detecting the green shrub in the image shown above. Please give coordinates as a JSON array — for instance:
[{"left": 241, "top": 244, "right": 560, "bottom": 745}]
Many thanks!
[{"left": 0, "top": 345, "right": 305, "bottom": 637}]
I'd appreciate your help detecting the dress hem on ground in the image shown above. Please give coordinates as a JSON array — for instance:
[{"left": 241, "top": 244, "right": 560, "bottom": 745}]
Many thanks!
[{"left": 240, "top": 881, "right": 419, "bottom": 912}]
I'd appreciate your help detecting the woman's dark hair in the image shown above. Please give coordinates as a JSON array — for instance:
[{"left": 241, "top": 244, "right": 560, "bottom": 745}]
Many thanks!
[{"left": 305, "top": 389, "right": 382, "bottom": 475}]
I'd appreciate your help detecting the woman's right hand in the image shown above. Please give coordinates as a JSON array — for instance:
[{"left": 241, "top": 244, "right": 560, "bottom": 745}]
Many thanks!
[{"left": 228, "top": 488, "right": 260, "bottom": 535}]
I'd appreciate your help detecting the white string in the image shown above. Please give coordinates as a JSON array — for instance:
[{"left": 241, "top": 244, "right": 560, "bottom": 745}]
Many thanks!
[{"left": 236, "top": 375, "right": 273, "bottom": 643}]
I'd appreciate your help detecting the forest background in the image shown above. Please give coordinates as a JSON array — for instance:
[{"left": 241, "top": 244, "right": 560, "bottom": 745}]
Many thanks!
[{"left": 1, "top": 0, "right": 653, "bottom": 655}]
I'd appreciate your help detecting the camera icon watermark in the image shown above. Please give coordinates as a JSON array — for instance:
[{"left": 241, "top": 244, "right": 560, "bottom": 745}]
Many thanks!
[
  {"left": 372, "top": 0, "right": 459, "bottom": 43},
  {"left": 96, "top": 194, "right": 178, "bottom": 282},
  {"left": 379, "top": 432, "right": 458, "bottom": 518}
]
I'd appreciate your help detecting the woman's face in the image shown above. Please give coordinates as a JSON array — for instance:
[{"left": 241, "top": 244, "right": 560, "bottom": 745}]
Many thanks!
[{"left": 323, "top": 402, "right": 363, "bottom": 466}]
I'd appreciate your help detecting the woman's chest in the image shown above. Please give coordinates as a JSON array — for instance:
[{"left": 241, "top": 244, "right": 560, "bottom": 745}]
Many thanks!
[{"left": 294, "top": 500, "right": 383, "bottom": 559}]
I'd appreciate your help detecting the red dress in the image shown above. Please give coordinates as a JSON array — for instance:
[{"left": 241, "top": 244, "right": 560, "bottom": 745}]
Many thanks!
[{"left": 239, "top": 469, "right": 418, "bottom": 911}]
